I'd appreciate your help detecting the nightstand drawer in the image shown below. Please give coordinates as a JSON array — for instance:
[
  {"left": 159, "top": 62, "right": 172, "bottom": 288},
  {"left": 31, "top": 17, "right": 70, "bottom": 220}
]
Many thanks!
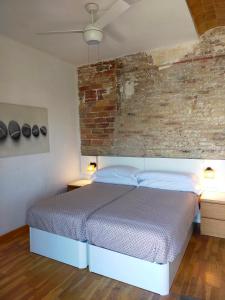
[
  {"left": 201, "top": 202, "right": 225, "bottom": 221},
  {"left": 201, "top": 218, "right": 225, "bottom": 238}
]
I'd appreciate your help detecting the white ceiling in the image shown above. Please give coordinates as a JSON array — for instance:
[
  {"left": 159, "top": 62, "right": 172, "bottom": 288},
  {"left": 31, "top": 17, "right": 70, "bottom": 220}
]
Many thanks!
[{"left": 0, "top": 0, "right": 198, "bottom": 66}]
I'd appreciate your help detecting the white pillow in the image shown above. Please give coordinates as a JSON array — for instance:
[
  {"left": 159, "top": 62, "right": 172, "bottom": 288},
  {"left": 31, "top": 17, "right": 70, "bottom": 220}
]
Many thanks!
[
  {"left": 137, "top": 171, "right": 201, "bottom": 195},
  {"left": 92, "top": 165, "right": 139, "bottom": 186},
  {"left": 94, "top": 165, "right": 139, "bottom": 179},
  {"left": 93, "top": 176, "right": 138, "bottom": 186},
  {"left": 136, "top": 170, "right": 198, "bottom": 182}
]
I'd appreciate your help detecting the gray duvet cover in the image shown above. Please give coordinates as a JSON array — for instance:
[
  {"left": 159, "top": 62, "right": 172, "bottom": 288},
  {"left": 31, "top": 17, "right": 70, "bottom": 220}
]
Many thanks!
[
  {"left": 86, "top": 187, "right": 198, "bottom": 264},
  {"left": 27, "top": 182, "right": 134, "bottom": 241}
]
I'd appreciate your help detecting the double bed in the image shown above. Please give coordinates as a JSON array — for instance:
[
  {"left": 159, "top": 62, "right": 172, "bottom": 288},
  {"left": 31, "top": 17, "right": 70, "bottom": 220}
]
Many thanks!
[{"left": 27, "top": 166, "right": 200, "bottom": 295}]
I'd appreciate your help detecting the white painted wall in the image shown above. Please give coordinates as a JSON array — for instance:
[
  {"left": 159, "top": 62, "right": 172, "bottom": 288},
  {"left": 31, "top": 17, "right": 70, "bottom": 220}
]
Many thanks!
[{"left": 0, "top": 35, "right": 80, "bottom": 235}]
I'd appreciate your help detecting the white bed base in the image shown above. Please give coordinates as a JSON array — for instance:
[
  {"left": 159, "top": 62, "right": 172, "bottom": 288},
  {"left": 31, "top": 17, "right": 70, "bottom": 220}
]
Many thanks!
[
  {"left": 30, "top": 224, "right": 192, "bottom": 295},
  {"left": 88, "top": 225, "right": 193, "bottom": 296},
  {"left": 29, "top": 227, "right": 88, "bottom": 269}
]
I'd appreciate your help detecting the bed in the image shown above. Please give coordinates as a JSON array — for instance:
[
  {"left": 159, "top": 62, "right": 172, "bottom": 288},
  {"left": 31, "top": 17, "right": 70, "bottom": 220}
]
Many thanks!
[
  {"left": 27, "top": 164, "right": 200, "bottom": 295},
  {"left": 86, "top": 187, "right": 199, "bottom": 295},
  {"left": 27, "top": 182, "right": 135, "bottom": 268}
]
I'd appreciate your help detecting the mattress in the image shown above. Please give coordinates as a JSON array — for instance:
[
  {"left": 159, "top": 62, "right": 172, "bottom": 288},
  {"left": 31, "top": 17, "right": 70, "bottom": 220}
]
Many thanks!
[
  {"left": 27, "top": 182, "right": 135, "bottom": 241},
  {"left": 86, "top": 187, "right": 199, "bottom": 264}
]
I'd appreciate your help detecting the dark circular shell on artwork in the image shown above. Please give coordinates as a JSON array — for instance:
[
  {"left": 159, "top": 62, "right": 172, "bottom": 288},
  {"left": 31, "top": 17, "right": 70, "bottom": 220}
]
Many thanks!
[
  {"left": 22, "top": 123, "right": 31, "bottom": 138},
  {"left": 40, "top": 126, "right": 47, "bottom": 136},
  {"left": 32, "top": 125, "right": 39, "bottom": 137},
  {"left": 8, "top": 120, "right": 21, "bottom": 140},
  {"left": 0, "top": 121, "right": 8, "bottom": 140}
]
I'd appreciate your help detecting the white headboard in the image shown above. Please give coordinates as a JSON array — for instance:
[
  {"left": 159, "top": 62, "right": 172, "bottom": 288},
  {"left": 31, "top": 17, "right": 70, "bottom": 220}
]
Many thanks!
[{"left": 81, "top": 155, "right": 225, "bottom": 192}]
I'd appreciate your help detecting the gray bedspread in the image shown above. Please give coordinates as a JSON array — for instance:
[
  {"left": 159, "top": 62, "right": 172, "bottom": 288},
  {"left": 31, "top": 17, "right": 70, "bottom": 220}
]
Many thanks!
[
  {"left": 27, "top": 182, "right": 134, "bottom": 241},
  {"left": 86, "top": 187, "right": 198, "bottom": 264}
]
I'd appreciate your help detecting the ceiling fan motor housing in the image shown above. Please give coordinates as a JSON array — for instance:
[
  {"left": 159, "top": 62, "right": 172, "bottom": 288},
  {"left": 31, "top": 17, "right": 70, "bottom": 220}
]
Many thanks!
[{"left": 83, "top": 25, "right": 103, "bottom": 45}]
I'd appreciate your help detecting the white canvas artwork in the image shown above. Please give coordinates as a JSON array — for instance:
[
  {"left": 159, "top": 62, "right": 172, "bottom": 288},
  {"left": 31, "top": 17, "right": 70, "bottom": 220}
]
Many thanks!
[{"left": 0, "top": 103, "right": 49, "bottom": 157}]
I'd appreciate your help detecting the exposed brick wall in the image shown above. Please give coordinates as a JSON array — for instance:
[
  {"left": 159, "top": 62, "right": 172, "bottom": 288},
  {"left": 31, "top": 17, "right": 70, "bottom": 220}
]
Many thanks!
[
  {"left": 78, "top": 60, "right": 117, "bottom": 155},
  {"left": 78, "top": 27, "right": 225, "bottom": 159}
]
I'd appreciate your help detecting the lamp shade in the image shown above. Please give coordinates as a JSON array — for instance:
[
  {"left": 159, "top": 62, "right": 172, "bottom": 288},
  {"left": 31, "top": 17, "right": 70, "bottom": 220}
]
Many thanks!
[
  {"left": 204, "top": 167, "right": 215, "bottom": 179},
  {"left": 87, "top": 162, "right": 97, "bottom": 172}
]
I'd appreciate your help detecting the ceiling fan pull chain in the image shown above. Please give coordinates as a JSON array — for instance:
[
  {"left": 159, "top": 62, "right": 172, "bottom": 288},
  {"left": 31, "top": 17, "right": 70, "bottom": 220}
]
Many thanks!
[
  {"left": 91, "top": 10, "right": 94, "bottom": 24},
  {"left": 97, "top": 44, "right": 100, "bottom": 62},
  {"left": 88, "top": 44, "right": 90, "bottom": 65}
]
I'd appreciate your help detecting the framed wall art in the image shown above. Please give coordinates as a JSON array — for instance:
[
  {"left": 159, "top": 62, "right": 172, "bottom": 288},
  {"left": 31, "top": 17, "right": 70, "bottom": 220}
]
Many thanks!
[{"left": 0, "top": 103, "right": 49, "bottom": 158}]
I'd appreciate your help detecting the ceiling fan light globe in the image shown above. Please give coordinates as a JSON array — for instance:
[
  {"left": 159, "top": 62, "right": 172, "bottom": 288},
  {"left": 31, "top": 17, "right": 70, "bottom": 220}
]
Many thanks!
[{"left": 83, "top": 25, "right": 103, "bottom": 45}]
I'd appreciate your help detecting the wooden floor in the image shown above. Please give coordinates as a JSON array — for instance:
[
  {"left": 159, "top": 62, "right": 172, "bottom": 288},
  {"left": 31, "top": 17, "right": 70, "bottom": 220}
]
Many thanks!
[{"left": 0, "top": 226, "right": 225, "bottom": 300}]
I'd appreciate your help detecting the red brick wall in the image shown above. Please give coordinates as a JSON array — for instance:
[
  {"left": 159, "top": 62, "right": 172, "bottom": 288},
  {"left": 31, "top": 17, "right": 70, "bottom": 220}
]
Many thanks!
[{"left": 78, "top": 60, "right": 117, "bottom": 155}]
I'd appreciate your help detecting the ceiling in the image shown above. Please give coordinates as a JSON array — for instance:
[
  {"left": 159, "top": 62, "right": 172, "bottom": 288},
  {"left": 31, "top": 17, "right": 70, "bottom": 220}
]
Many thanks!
[{"left": 0, "top": 0, "right": 198, "bottom": 66}]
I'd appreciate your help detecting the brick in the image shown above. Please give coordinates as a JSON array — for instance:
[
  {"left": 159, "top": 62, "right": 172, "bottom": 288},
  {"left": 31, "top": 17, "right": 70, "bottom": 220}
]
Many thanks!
[
  {"left": 92, "top": 129, "right": 105, "bottom": 134},
  {"left": 104, "top": 128, "right": 114, "bottom": 134},
  {"left": 81, "top": 140, "right": 91, "bottom": 146},
  {"left": 97, "top": 112, "right": 111, "bottom": 117},
  {"left": 80, "top": 128, "right": 92, "bottom": 135},
  {"left": 91, "top": 139, "right": 104, "bottom": 146},
  {"left": 79, "top": 86, "right": 89, "bottom": 91},
  {"left": 97, "top": 123, "right": 110, "bottom": 128},
  {"left": 96, "top": 100, "right": 112, "bottom": 107},
  {"left": 80, "top": 118, "right": 95, "bottom": 124},
  {"left": 106, "top": 117, "right": 115, "bottom": 122},
  {"left": 103, "top": 106, "right": 117, "bottom": 111},
  {"left": 83, "top": 123, "right": 96, "bottom": 129},
  {"left": 91, "top": 106, "right": 106, "bottom": 113},
  {"left": 94, "top": 117, "right": 106, "bottom": 123}
]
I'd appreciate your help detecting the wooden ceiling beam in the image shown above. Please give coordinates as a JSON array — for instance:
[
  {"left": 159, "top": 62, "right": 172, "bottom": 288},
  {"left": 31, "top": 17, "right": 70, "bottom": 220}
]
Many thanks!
[{"left": 186, "top": 0, "right": 225, "bottom": 35}]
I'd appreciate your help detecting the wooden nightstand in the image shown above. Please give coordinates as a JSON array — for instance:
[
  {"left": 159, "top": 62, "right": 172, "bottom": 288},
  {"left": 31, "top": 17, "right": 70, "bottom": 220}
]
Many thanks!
[
  {"left": 67, "top": 179, "right": 92, "bottom": 192},
  {"left": 201, "top": 192, "right": 225, "bottom": 238}
]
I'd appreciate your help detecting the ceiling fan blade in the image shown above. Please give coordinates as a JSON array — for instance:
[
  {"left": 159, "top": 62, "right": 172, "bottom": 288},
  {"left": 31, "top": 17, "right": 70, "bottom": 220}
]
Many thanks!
[
  {"left": 36, "top": 30, "right": 84, "bottom": 35},
  {"left": 124, "top": 0, "right": 142, "bottom": 3},
  {"left": 94, "top": 0, "right": 130, "bottom": 29},
  {"left": 106, "top": 26, "right": 125, "bottom": 43}
]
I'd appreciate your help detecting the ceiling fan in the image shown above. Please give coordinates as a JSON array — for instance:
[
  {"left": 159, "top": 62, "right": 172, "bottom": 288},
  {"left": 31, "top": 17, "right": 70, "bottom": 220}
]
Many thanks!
[{"left": 37, "top": 0, "right": 132, "bottom": 45}]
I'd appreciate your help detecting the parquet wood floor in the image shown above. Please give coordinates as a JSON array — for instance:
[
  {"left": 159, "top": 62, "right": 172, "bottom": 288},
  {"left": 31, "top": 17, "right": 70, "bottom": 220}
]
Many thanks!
[{"left": 0, "top": 225, "right": 224, "bottom": 300}]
